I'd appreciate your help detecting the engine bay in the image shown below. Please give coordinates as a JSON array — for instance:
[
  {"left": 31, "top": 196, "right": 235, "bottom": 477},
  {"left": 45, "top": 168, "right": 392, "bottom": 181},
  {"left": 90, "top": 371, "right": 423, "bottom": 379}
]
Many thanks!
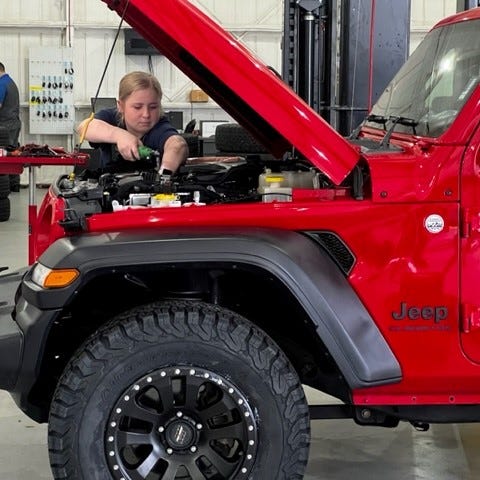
[{"left": 57, "top": 155, "right": 333, "bottom": 217}]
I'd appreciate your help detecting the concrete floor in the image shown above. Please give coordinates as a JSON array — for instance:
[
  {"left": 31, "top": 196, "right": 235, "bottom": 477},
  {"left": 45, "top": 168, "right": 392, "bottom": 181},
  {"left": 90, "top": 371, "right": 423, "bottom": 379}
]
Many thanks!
[{"left": 1, "top": 186, "right": 480, "bottom": 479}]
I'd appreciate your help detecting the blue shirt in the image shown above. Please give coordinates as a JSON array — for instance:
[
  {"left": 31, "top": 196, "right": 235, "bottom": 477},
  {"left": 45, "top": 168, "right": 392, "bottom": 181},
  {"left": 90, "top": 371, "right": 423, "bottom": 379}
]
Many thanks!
[
  {"left": 91, "top": 107, "right": 178, "bottom": 171},
  {"left": 0, "top": 73, "right": 20, "bottom": 124}
]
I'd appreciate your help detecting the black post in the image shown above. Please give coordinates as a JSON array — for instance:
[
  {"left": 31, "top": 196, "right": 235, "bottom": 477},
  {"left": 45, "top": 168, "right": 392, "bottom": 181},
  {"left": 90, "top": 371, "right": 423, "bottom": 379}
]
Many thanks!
[
  {"left": 282, "top": 0, "right": 410, "bottom": 135},
  {"left": 282, "top": 1, "right": 330, "bottom": 118},
  {"left": 302, "top": 10, "right": 316, "bottom": 107},
  {"left": 336, "top": 0, "right": 410, "bottom": 136},
  {"left": 297, "top": 1, "right": 323, "bottom": 110}
]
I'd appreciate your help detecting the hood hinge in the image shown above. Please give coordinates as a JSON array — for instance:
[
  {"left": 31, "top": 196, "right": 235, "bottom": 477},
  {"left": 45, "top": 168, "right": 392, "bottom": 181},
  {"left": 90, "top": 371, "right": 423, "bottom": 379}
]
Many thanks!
[
  {"left": 461, "top": 208, "right": 480, "bottom": 238},
  {"left": 461, "top": 304, "right": 480, "bottom": 333}
]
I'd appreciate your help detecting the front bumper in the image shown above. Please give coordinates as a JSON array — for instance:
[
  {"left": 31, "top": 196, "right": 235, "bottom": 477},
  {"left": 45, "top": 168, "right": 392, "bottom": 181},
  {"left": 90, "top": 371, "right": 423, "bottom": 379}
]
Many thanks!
[
  {"left": 0, "top": 268, "right": 26, "bottom": 390},
  {"left": 1, "top": 266, "right": 63, "bottom": 421}
]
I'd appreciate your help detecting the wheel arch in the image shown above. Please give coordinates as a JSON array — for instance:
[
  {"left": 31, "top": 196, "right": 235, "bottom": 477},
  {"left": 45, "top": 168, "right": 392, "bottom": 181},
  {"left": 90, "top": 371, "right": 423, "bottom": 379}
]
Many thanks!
[{"left": 21, "top": 227, "right": 401, "bottom": 420}]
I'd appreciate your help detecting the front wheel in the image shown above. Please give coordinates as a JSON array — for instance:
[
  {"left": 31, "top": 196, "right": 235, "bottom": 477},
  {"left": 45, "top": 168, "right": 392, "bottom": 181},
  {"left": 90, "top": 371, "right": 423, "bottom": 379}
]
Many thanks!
[{"left": 48, "top": 301, "right": 310, "bottom": 480}]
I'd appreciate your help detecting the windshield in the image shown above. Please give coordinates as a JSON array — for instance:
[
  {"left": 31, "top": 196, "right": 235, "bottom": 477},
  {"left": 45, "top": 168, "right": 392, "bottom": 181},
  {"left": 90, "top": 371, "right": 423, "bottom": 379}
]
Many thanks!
[{"left": 368, "top": 18, "right": 480, "bottom": 137}]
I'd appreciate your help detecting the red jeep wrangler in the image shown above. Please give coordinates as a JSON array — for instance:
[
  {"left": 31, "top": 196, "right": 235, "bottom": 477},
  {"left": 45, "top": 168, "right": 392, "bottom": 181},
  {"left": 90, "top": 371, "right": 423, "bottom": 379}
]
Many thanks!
[{"left": 1, "top": 1, "right": 480, "bottom": 479}]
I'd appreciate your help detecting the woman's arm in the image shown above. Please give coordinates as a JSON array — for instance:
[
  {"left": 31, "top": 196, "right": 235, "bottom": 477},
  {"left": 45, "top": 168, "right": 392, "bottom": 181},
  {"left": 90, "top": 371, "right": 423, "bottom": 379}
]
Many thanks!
[{"left": 160, "top": 135, "right": 188, "bottom": 173}]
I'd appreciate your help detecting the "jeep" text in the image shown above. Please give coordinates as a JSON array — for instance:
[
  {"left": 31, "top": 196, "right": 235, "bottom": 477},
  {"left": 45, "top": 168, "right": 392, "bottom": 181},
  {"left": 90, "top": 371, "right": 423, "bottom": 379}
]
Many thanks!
[{"left": 391, "top": 302, "right": 448, "bottom": 323}]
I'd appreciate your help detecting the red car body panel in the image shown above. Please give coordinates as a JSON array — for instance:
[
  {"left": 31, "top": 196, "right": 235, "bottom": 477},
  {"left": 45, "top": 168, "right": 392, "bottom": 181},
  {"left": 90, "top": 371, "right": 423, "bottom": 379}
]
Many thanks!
[
  {"left": 435, "top": 7, "right": 480, "bottom": 28},
  {"left": 35, "top": 190, "right": 67, "bottom": 259},
  {"left": 34, "top": 3, "right": 480, "bottom": 407}
]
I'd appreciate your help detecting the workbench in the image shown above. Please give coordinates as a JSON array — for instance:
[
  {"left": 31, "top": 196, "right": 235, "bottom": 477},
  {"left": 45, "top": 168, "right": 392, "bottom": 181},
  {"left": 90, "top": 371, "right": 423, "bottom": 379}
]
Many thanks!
[{"left": 0, "top": 150, "right": 88, "bottom": 263}]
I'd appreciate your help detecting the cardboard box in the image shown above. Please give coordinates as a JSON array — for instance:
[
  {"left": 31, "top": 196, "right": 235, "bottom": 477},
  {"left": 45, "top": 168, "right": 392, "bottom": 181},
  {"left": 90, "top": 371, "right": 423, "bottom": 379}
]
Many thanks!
[{"left": 189, "top": 89, "right": 209, "bottom": 102}]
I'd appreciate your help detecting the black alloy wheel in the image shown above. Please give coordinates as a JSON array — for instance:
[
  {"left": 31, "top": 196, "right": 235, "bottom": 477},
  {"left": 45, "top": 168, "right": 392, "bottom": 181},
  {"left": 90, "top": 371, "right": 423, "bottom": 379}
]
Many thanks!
[
  {"left": 105, "top": 366, "right": 257, "bottom": 479},
  {"left": 48, "top": 300, "right": 310, "bottom": 480}
]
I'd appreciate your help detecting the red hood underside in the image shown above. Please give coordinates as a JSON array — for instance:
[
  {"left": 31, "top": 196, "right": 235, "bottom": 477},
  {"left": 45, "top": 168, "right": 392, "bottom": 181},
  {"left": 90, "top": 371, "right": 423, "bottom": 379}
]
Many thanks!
[{"left": 101, "top": 0, "right": 360, "bottom": 185}]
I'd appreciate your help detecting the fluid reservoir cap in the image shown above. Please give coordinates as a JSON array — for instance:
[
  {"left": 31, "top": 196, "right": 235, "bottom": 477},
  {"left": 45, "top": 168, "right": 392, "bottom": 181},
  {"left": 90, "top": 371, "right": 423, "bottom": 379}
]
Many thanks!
[
  {"left": 153, "top": 193, "right": 177, "bottom": 201},
  {"left": 265, "top": 176, "right": 285, "bottom": 183}
]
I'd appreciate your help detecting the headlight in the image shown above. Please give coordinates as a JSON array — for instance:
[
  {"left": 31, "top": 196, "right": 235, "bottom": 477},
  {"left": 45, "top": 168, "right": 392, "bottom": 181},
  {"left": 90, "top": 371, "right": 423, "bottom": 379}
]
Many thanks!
[{"left": 32, "top": 263, "right": 79, "bottom": 289}]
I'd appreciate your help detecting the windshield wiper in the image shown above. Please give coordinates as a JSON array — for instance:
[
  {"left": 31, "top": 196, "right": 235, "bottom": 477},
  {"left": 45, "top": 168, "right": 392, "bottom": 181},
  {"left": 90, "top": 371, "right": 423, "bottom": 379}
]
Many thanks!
[
  {"left": 349, "top": 114, "right": 389, "bottom": 139},
  {"left": 380, "top": 116, "right": 419, "bottom": 147},
  {"left": 391, "top": 116, "right": 418, "bottom": 130},
  {"left": 350, "top": 114, "right": 418, "bottom": 150},
  {"left": 367, "top": 114, "right": 390, "bottom": 127}
]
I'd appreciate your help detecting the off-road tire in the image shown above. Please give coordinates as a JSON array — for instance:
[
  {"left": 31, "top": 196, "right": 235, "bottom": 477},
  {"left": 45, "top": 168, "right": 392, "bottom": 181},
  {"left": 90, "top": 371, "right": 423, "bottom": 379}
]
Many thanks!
[
  {"left": 0, "top": 174, "right": 10, "bottom": 199},
  {"left": 9, "top": 174, "right": 20, "bottom": 192},
  {"left": 215, "top": 123, "right": 268, "bottom": 154},
  {"left": 0, "top": 197, "right": 10, "bottom": 221},
  {"left": 48, "top": 300, "right": 310, "bottom": 480},
  {"left": 181, "top": 133, "right": 200, "bottom": 157}
]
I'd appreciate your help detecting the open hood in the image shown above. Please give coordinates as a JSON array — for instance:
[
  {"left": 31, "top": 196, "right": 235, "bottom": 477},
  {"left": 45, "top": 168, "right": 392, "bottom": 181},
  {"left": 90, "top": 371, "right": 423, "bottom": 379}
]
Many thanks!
[{"left": 101, "top": 0, "right": 360, "bottom": 185}]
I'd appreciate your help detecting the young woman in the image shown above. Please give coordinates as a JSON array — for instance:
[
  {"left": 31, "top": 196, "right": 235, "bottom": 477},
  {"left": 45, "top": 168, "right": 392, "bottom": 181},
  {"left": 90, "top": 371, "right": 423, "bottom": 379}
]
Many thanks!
[{"left": 78, "top": 71, "right": 187, "bottom": 173}]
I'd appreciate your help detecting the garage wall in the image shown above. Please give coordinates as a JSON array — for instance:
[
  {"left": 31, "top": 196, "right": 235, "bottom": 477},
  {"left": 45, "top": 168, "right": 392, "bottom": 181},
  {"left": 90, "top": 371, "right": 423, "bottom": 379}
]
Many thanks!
[
  {"left": 1, "top": 0, "right": 283, "bottom": 146},
  {"left": 0, "top": 0, "right": 459, "bottom": 183},
  {"left": 75, "top": 0, "right": 283, "bottom": 116},
  {"left": 410, "top": 0, "right": 457, "bottom": 52},
  {"left": 0, "top": 0, "right": 284, "bottom": 182}
]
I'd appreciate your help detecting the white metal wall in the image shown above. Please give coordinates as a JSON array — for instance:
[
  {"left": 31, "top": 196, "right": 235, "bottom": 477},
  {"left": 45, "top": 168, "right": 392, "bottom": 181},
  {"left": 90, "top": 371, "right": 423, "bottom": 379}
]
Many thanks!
[
  {"left": 0, "top": 0, "right": 459, "bottom": 183},
  {"left": 410, "top": 0, "right": 457, "bottom": 52},
  {"left": 2, "top": 0, "right": 284, "bottom": 182}
]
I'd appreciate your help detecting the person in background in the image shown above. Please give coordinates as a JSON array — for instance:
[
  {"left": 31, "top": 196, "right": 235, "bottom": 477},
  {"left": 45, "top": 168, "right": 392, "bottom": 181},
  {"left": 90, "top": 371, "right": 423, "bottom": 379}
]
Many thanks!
[
  {"left": 0, "top": 62, "right": 21, "bottom": 191},
  {"left": 78, "top": 71, "right": 187, "bottom": 174}
]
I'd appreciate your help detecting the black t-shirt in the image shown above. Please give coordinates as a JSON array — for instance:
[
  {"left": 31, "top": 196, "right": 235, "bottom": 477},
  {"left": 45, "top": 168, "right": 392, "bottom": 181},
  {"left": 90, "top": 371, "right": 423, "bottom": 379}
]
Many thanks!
[{"left": 91, "top": 107, "right": 178, "bottom": 171}]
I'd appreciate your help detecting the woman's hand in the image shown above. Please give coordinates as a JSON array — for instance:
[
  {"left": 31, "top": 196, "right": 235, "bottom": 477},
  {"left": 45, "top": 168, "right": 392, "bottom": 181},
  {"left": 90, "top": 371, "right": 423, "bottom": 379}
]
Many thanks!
[
  {"left": 113, "top": 129, "right": 142, "bottom": 161},
  {"left": 77, "top": 118, "right": 142, "bottom": 161}
]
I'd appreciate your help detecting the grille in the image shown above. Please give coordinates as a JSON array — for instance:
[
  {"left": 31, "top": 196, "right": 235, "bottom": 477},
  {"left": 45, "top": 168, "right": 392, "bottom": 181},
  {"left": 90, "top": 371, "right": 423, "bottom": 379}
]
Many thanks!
[{"left": 304, "top": 231, "right": 355, "bottom": 275}]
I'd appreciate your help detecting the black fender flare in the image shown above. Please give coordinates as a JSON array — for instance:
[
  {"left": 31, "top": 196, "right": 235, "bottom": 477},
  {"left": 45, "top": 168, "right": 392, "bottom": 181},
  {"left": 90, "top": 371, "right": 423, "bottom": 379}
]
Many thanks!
[{"left": 24, "top": 226, "right": 401, "bottom": 389}]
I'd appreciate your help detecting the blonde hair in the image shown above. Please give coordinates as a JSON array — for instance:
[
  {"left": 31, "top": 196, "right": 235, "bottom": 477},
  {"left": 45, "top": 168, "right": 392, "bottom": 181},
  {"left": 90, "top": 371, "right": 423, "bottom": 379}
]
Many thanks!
[{"left": 118, "top": 71, "right": 164, "bottom": 116}]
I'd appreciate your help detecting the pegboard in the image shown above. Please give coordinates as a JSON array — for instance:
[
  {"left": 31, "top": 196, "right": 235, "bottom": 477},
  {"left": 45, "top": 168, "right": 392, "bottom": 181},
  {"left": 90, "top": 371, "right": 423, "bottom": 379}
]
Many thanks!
[{"left": 29, "top": 47, "right": 75, "bottom": 135}]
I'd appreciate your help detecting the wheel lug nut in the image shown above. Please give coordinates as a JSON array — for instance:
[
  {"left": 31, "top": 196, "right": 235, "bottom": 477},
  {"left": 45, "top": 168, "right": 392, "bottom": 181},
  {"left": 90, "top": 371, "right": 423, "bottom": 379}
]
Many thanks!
[
  {"left": 166, "top": 448, "right": 173, "bottom": 455},
  {"left": 190, "top": 446, "right": 197, "bottom": 453},
  {"left": 158, "top": 426, "right": 164, "bottom": 433},
  {"left": 176, "top": 411, "right": 183, "bottom": 418},
  {"left": 196, "top": 423, "right": 203, "bottom": 430}
]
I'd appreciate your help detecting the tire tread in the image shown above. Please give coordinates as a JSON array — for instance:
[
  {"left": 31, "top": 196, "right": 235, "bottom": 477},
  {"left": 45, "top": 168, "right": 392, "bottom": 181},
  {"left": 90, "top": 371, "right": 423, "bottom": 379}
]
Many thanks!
[{"left": 48, "top": 300, "right": 310, "bottom": 479}]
